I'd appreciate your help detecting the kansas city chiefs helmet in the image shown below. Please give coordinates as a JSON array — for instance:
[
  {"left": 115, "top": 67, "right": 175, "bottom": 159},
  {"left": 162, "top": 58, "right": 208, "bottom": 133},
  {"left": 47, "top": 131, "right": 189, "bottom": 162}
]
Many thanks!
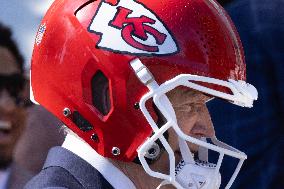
[{"left": 31, "top": 0, "right": 258, "bottom": 188}]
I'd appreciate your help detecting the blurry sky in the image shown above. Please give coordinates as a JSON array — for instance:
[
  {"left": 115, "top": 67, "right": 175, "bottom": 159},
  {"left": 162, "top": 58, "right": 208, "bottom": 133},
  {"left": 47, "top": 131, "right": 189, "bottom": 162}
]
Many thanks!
[{"left": 0, "top": 0, "right": 54, "bottom": 71}]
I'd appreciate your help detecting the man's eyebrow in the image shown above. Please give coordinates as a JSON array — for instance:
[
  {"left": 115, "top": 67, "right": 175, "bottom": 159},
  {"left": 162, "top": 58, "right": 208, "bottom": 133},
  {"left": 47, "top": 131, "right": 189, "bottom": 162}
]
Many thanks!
[{"left": 186, "top": 93, "right": 212, "bottom": 103}]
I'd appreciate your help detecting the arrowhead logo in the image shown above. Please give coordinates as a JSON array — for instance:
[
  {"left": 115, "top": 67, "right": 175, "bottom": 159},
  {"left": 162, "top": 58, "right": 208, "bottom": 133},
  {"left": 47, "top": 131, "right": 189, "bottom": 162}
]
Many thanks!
[{"left": 88, "top": 0, "right": 179, "bottom": 56}]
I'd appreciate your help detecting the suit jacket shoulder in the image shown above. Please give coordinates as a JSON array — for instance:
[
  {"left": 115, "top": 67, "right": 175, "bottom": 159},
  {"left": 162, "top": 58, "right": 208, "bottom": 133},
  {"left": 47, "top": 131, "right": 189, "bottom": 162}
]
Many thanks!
[{"left": 24, "top": 147, "right": 114, "bottom": 189}]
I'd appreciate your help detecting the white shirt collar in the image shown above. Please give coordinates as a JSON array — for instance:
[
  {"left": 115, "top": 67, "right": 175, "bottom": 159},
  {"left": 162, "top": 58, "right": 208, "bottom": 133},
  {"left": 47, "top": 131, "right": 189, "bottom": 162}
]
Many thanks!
[
  {"left": 62, "top": 134, "right": 136, "bottom": 189},
  {"left": 0, "top": 168, "right": 10, "bottom": 189}
]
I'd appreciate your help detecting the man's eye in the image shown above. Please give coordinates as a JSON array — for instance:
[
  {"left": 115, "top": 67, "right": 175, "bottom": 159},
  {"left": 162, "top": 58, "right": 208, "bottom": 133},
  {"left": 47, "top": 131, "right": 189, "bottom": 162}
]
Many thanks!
[
  {"left": 187, "top": 103, "right": 205, "bottom": 112},
  {"left": 175, "top": 105, "right": 193, "bottom": 112}
]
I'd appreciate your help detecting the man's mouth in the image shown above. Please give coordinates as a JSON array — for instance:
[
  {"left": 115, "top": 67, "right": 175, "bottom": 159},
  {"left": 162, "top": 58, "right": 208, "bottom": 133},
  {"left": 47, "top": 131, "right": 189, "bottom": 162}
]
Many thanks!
[
  {"left": 0, "top": 120, "right": 13, "bottom": 143},
  {"left": 0, "top": 120, "right": 12, "bottom": 130}
]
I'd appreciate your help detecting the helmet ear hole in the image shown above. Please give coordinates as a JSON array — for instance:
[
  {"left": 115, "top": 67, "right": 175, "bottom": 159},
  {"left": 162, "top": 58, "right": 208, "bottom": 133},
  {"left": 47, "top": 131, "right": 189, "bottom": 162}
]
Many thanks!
[
  {"left": 91, "top": 70, "right": 111, "bottom": 116},
  {"left": 72, "top": 111, "right": 94, "bottom": 132}
]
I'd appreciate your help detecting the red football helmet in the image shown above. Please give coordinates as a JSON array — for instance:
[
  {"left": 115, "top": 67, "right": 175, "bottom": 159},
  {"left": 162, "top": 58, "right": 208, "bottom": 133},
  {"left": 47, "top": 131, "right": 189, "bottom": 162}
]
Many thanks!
[{"left": 31, "top": 0, "right": 257, "bottom": 188}]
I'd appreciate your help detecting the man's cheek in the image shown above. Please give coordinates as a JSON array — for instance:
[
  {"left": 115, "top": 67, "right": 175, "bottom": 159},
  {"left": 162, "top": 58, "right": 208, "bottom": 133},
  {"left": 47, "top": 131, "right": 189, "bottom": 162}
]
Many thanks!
[
  {"left": 12, "top": 108, "right": 27, "bottom": 132},
  {"left": 178, "top": 118, "right": 195, "bottom": 134}
]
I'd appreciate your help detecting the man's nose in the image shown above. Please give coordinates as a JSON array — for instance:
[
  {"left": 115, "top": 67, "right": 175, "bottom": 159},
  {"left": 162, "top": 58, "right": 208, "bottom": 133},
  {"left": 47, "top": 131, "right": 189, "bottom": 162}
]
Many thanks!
[
  {"left": 191, "top": 105, "right": 215, "bottom": 137},
  {"left": 0, "top": 89, "right": 17, "bottom": 112}
]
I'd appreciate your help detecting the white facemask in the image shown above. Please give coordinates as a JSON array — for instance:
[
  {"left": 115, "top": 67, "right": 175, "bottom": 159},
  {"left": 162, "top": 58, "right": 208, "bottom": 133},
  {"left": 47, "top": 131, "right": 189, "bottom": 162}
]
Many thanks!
[{"left": 130, "top": 59, "right": 257, "bottom": 189}]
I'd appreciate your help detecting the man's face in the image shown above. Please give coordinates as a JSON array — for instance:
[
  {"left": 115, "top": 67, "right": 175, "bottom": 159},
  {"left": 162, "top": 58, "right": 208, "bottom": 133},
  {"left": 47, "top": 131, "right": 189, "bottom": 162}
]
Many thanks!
[
  {"left": 151, "top": 87, "right": 215, "bottom": 172},
  {"left": 168, "top": 87, "right": 215, "bottom": 155},
  {"left": 0, "top": 46, "right": 27, "bottom": 169}
]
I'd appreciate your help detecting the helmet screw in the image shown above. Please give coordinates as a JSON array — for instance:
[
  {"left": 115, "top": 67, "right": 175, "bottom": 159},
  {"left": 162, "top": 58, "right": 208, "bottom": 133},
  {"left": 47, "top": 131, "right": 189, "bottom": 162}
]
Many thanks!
[
  {"left": 91, "top": 134, "right": 99, "bottom": 143},
  {"left": 63, "top": 108, "right": 71, "bottom": 117},
  {"left": 112, "top": 147, "right": 120, "bottom": 156},
  {"left": 134, "top": 102, "right": 140, "bottom": 109}
]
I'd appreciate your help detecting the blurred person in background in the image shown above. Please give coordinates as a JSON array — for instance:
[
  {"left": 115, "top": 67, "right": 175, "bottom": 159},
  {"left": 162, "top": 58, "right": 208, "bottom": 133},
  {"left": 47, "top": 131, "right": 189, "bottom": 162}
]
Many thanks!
[
  {"left": 209, "top": 0, "right": 284, "bottom": 189},
  {"left": 14, "top": 105, "right": 65, "bottom": 174},
  {"left": 0, "top": 22, "right": 32, "bottom": 189},
  {"left": 0, "top": 0, "right": 65, "bottom": 176}
]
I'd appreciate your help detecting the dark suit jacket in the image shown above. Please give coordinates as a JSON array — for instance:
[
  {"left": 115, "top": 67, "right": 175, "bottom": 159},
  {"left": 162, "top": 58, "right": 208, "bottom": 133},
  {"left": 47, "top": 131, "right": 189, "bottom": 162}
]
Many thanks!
[{"left": 24, "top": 147, "right": 114, "bottom": 189}]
